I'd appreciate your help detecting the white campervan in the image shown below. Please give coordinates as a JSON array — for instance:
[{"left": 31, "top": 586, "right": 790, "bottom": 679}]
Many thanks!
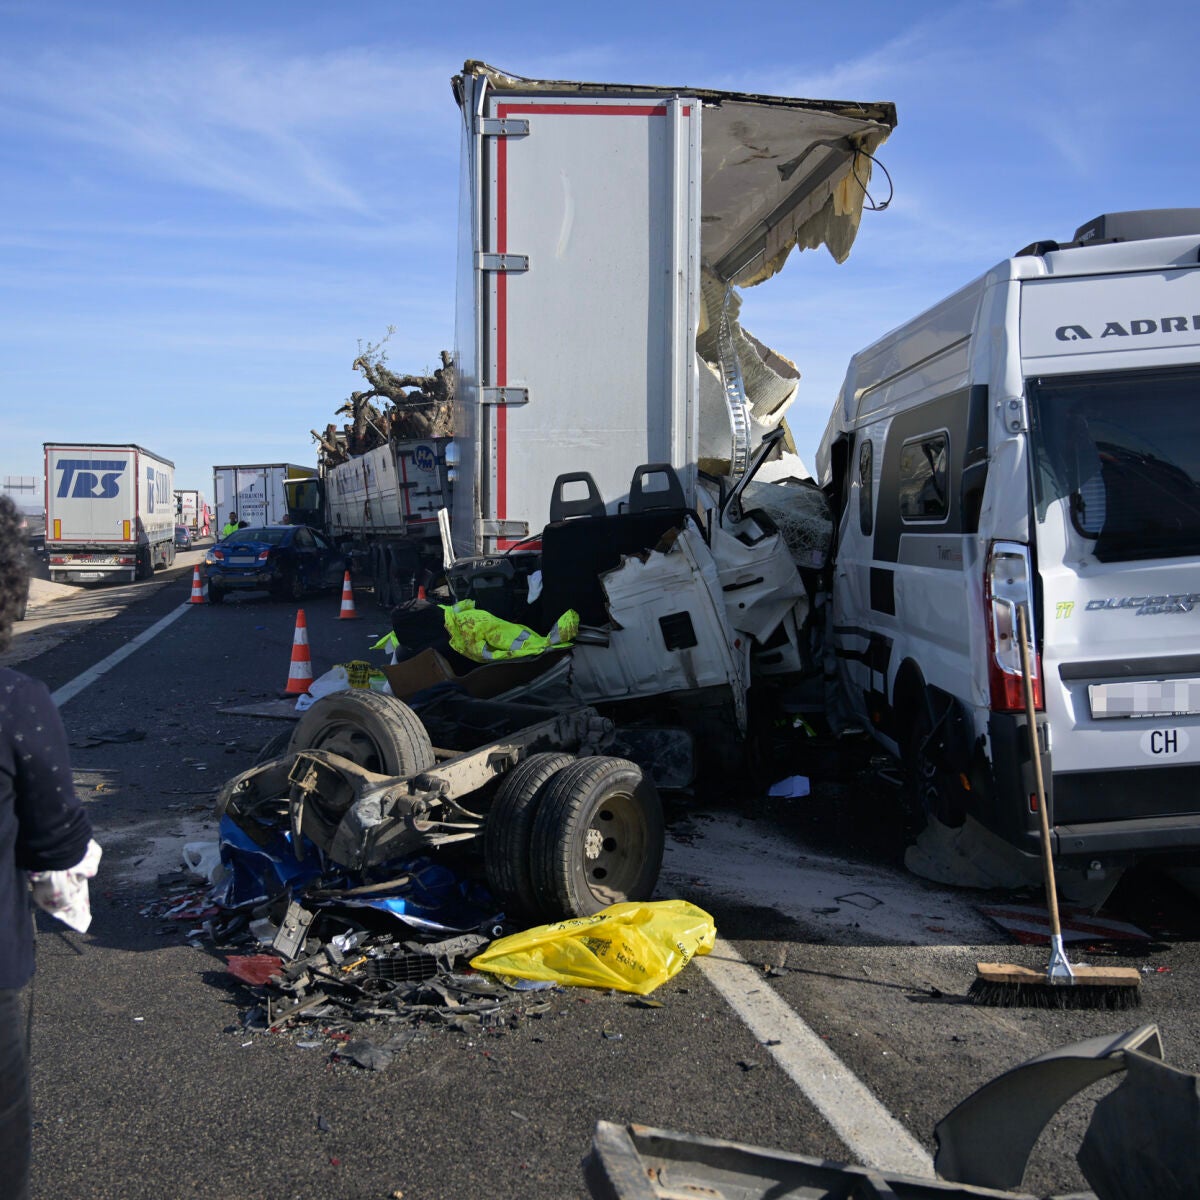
[{"left": 817, "top": 210, "right": 1200, "bottom": 891}]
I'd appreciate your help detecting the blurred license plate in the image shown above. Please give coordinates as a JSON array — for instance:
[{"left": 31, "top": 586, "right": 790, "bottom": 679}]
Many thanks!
[
  {"left": 231, "top": 555, "right": 256, "bottom": 565},
  {"left": 1089, "top": 678, "right": 1200, "bottom": 719}
]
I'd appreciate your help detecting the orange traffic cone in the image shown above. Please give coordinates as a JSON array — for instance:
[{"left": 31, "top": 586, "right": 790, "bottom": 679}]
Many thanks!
[
  {"left": 188, "top": 565, "right": 205, "bottom": 604},
  {"left": 338, "top": 571, "right": 359, "bottom": 620},
  {"left": 284, "top": 609, "right": 314, "bottom": 695}
]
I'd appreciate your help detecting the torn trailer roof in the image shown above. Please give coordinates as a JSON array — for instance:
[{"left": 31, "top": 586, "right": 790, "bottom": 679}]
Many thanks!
[{"left": 454, "top": 60, "right": 897, "bottom": 288}]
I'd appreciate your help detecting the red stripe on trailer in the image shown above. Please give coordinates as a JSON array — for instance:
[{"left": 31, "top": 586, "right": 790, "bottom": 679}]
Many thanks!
[
  {"left": 496, "top": 107, "right": 509, "bottom": 523},
  {"left": 490, "top": 100, "right": 691, "bottom": 553}
]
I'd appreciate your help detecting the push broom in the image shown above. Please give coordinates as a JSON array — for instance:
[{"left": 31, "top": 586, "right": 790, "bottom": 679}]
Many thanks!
[{"left": 970, "top": 605, "right": 1141, "bottom": 1009}]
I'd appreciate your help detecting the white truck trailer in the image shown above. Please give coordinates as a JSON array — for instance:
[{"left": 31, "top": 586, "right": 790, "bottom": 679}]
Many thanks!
[
  {"left": 449, "top": 61, "right": 896, "bottom": 557},
  {"left": 174, "top": 488, "right": 211, "bottom": 538},
  {"left": 213, "top": 463, "right": 317, "bottom": 533},
  {"left": 44, "top": 443, "right": 176, "bottom": 583},
  {"left": 816, "top": 208, "right": 1200, "bottom": 891},
  {"left": 283, "top": 438, "right": 451, "bottom": 607}
]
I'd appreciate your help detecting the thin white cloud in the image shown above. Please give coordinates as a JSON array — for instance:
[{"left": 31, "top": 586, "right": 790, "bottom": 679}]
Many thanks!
[{"left": 0, "top": 40, "right": 456, "bottom": 216}]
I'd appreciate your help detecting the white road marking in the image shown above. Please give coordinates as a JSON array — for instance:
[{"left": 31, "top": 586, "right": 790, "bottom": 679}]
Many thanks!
[
  {"left": 51, "top": 603, "right": 194, "bottom": 708},
  {"left": 698, "top": 937, "right": 935, "bottom": 1179}
]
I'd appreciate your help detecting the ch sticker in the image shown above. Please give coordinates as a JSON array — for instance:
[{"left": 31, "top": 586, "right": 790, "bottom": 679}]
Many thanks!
[{"left": 1055, "top": 601, "right": 1075, "bottom": 619}]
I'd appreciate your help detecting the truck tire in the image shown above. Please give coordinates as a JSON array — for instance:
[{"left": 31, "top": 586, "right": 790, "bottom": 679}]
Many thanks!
[
  {"left": 288, "top": 690, "right": 434, "bottom": 778},
  {"left": 529, "top": 757, "right": 664, "bottom": 919},
  {"left": 135, "top": 548, "right": 152, "bottom": 581},
  {"left": 484, "top": 752, "right": 575, "bottom": 920}
]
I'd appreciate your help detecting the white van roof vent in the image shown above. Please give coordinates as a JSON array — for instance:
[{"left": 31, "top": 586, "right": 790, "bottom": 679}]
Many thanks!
[
  {"left": 1015, "top": 209, "right": 1200, "bottom": 258},
  {"left": 1072, "top": 209, "right": 1200, "bottom": 245}
]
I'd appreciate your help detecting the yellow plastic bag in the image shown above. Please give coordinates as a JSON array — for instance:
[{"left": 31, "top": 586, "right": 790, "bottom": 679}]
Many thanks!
[{"left": 469, "top": 900, "right": 715, "bottom": 995}]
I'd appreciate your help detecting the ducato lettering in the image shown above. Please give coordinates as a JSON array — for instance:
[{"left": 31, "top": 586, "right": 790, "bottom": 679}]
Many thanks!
[
  {"left": 1086, "top": 592, "right": 1200, "bottom": 615},
  {"left": 55, "top": 459, "right": 127, "bottom": 499}
]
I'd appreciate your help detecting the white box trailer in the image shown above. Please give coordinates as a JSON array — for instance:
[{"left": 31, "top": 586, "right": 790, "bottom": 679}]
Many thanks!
[
  {"left": 213, "top": 463, "right": 316, "bottom": 533},
  {"left": 174, "top": 488, "right": 211, "bottom": 537},
  {"left": 816, "top": 209, "right": 1200, "bottom": 888},
  {"left": 44, "top": 443, "right": 175, "bottom": 583},
  {"left": 451, "top": 62, "right": 896, "bottom": 556}
]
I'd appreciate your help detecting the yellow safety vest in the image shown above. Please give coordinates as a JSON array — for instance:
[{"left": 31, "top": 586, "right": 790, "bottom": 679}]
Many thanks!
[{"left": 442, "top": 600, "right": 578, "bottom": 663}]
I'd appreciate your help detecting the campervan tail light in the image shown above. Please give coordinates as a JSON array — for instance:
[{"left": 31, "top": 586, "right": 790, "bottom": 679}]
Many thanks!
[{"left": 985, "top": 541, "right": 1043, "bottom": 712}]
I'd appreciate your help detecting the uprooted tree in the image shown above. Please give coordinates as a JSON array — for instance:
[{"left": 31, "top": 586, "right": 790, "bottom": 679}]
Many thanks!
[{"left": 313, "top": 329, "right": 455, "bottom": 468}]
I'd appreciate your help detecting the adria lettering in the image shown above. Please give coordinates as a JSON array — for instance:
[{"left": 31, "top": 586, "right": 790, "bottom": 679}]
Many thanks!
[{"left": 1056, "top": 315, "right": 1200, "bottom": 341}]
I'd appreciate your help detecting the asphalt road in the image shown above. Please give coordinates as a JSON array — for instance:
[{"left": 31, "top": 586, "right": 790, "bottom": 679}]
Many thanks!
[{"left": 9, "top": 563, "right": 1200, "bottom": 1200}]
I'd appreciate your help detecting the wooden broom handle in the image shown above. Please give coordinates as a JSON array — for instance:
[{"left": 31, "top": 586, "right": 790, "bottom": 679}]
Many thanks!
[{"left": 1018, "top": 604, "right": 1061, "bottom": 939}]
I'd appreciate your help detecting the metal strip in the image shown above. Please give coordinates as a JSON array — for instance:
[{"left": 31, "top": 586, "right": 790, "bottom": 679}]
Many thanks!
[
  {"left": 475, "top": 252, "right": 528, "bottom": 272},
  {"left": 480, "top": 387, "right": 529, "bottom": 407},
  {"left": 479, "top": 117, "right": 530, "bottom": 136}
]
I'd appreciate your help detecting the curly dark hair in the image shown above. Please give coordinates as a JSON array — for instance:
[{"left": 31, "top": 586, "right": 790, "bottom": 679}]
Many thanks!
[{"left": 0, "top": 495, "right": 31, "bottom": 653}]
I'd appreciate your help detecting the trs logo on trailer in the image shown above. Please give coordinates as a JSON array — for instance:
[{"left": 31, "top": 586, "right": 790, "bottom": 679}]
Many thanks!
[{"left": 55, "top": 459, "right": 127, "bottom": 499}]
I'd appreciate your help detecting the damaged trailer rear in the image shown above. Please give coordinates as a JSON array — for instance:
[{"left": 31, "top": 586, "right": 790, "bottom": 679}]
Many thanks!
[
  {"left": 450, "top": 60, "right": 896, "bottom": 557},
  {"left": 444, "top": 61, "right": 896, "bottom": 771}
]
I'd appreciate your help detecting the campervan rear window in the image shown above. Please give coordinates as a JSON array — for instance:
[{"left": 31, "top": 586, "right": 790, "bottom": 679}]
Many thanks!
[{"left": 1027, "top": 366, "right": 1200, "bottom": 562}]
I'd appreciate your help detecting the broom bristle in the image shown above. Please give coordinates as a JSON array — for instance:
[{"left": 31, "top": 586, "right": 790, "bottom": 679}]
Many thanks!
[{"left": 968, "top": 974, "right": 1141, "bottom": 1010}]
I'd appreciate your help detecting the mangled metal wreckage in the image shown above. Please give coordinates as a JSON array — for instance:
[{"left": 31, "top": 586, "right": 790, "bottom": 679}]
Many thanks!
[{"left": 220, "top": 65, "right": 896, "bottom": 920}]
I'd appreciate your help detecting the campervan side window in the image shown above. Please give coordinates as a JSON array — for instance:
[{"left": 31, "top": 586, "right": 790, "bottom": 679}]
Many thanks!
[
  {"left": 898, "top": 433, "right": 949, "bottom": 522},
  {"left": 858, "top": 440, "right": 874, "bottom": 535}
]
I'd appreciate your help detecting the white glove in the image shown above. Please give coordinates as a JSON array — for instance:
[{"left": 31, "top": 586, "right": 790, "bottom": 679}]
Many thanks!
[{"left": 29, "top": 838, "right": 103, "bottom": 933}]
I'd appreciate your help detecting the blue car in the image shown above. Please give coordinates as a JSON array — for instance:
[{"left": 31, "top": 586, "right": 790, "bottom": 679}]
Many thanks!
[{"left": 204, "top": 525, "right": 345, "bottom": 604}]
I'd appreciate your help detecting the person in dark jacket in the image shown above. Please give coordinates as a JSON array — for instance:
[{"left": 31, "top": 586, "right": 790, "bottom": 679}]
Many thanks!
[{"left": 0, "top": 495, "right": 92, "bottom": 1200}]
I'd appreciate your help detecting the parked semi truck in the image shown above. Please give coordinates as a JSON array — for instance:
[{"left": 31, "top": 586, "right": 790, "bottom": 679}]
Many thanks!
[
  {"left": 816, "top": 208, "right": 1200, "bottom": 894},
  {"left": 213, "top": 463, "right": 317, "bottom": 533},
  {"left": 174, "top": 488, "right": 212, "bottom": 538},
  {"left": 283, "top": 437, "right": 451, "bottom": 607},
  {"left": 44, "top": 443, "right": 176, "bottom": 583}
]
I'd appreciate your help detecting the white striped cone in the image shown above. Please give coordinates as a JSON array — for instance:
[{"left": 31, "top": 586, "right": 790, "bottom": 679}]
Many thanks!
[
  {"left": 188, "top": 565, "right": 205, "bottom": 604},
  {"left": 338, "top": 571, "right": 359, "bottom": 620},
  {"left": 284, "top": 609, "right": 314, "bottom": 695}
]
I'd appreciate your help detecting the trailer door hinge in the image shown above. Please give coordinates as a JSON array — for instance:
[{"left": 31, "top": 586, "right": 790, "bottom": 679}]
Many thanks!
[
  {"left": 481, "top": 387, "right": 529, "bottom": 407},
  {"left": 476, "top": 252, "right": 528, "bottom": 273},
  {"left": 480, "top": 118, "right": 530, "bottom": 137}
]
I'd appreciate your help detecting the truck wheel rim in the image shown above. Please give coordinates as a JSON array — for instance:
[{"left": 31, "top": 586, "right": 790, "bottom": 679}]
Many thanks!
[
  {"left": 580, "top": 790, "right": 647, "bottom": 906},
  {"left": 301, "top": 722, "right": 386, "bottom": 773}
]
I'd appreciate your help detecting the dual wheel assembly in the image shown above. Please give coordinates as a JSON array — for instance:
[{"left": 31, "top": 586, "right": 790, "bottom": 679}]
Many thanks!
[{"left": 484, "top": 752, "right": 665, "bottom": 922}]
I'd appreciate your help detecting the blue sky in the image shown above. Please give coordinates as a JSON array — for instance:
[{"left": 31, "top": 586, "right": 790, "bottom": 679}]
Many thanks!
[{"left": 2, "top": 0, "right": 1197, "bottom": 498}]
